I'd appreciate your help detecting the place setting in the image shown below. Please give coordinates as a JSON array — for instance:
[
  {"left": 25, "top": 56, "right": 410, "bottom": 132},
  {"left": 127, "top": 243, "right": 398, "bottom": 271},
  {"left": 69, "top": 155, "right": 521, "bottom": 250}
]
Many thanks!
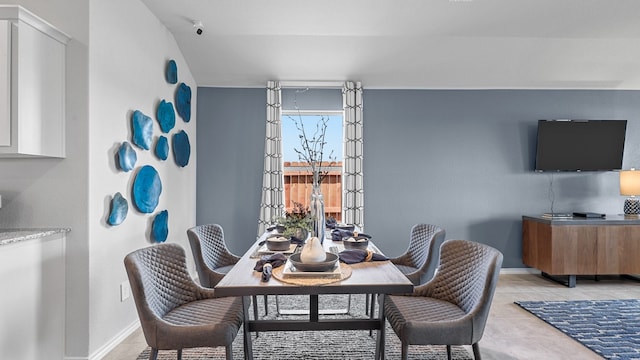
[{"left": 253, "top": 228, "right": 389, "bottom": 286}]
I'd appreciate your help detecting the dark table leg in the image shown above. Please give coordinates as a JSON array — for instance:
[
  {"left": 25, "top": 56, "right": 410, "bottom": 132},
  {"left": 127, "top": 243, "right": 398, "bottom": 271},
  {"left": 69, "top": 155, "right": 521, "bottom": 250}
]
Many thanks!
[{"left": 309, "top": 294, "right": 319, "bottom": 322}]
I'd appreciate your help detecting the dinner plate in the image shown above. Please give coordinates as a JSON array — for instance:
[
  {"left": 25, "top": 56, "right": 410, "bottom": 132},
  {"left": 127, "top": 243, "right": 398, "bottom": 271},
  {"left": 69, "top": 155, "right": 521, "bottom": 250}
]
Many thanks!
[
  {"left": 288, "top": 252, "right": 339, "bottom": 272},
  {"left": 281, "top": 259, "right": 341, "bottom": 278}
]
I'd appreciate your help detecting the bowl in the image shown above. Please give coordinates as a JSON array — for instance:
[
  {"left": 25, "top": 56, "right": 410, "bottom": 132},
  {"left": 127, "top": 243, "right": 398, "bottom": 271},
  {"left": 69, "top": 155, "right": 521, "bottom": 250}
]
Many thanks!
[
  {"left": 267, "top": 224, "right": 286, "bottom": 233},
  {"left": 342, "top": 236, "right": 369, "bottom": 250},
  {"left": 266, "top": 235, "right": 291, "bottom": 251},
  {"left": 288, "top": 252, "right": 339, "bottom": 272},
  {"left": 336, "top": 224, "right": 356, "bottom": 232}
]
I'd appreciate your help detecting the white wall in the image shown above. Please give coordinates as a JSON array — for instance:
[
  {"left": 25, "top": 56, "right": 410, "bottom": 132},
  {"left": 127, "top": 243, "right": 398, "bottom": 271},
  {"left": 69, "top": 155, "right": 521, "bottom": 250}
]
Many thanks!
[
  {"left": 88, "top": 0, "right": 196, "bottom": 357},
  {"left": 0, "top": 0, "right": 196, "bottom": 358}
]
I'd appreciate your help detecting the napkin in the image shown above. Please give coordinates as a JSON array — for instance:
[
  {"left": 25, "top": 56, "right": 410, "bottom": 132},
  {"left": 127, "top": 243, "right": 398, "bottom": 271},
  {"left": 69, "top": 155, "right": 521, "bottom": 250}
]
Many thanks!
[
  {"left": 326, "top": 217, "right": 337, "bottom": 229},
  {"left": 254, "top": 253, "right": 287, "bottom": 272},
  {"left": 338, "top": 249, "right": 388, "bottom": 264},
  {"left": 261, "top": 263, "right": 273, "bottom": 282}
]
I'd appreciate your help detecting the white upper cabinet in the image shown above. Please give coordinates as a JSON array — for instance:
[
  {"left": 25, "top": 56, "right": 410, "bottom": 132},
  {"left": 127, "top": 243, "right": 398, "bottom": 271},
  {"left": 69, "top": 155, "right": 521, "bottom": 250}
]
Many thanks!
[{"left": 0, "top": 6, "right": 70, "bottom": 158}]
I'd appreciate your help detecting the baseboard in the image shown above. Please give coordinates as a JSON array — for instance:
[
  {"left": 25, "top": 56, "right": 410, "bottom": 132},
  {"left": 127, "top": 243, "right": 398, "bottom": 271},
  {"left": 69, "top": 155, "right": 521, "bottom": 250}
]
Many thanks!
[
  {"left": 500, "top": 267, "right": 538, "bottom": 275},
  {"left": 82, "top": 319, "right": 140, "bottom": 360}
]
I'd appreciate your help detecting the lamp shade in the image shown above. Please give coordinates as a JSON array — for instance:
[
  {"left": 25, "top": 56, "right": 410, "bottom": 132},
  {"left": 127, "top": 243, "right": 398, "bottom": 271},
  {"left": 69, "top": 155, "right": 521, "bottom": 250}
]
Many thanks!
[{"left": 620, "top": 170, "right": 640, "bottom": 196}]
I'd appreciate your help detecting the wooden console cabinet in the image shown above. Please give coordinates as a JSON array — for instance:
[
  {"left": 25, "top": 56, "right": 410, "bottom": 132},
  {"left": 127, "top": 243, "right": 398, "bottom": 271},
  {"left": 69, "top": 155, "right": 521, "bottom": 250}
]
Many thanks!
[{"left": 522, "top": 215, "right": 640, "bottom": 287}]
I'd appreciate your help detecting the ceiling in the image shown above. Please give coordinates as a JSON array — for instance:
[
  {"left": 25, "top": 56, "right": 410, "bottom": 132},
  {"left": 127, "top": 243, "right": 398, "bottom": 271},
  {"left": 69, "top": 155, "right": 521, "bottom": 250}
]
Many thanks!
[{"left": 140, "top": 0, "right": 640, "bottom": 89}]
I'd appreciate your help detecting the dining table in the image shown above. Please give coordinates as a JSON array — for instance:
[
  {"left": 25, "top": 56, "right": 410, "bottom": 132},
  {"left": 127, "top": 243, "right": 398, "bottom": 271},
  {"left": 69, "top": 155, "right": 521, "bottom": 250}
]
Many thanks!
[{"left": 214, "top": 230, "right": 414, "bottom": 360}]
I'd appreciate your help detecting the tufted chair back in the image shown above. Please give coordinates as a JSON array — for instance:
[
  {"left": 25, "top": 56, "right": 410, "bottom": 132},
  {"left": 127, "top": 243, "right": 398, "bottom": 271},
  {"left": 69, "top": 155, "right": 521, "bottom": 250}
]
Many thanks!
[
  {"left": 124, "top": 243, "right": 202, "bottom": 320},
  {"left": 187, "top": 224, "right": 240, "bottom": 287},
  {"left": 390, "top": 223, "right": 446, "bottom": 285}
]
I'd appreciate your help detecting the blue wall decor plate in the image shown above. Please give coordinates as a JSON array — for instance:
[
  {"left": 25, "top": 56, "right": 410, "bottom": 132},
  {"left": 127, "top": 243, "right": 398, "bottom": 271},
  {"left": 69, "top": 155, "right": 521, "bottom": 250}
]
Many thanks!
[
  {"left": 107, "top": 192, "right": 128, "bottom": 226},
  {"left": 175, "top": 82, "right": 192, "bottom": 122},
  {"left": 152, "top": 210, "right": 169, "bottom": 243},
  {"left": 132, "top": 165, "right": 162, "bottom": 213},
  {"left": 165, "top": 59, "right": 177, "bottom": 84},
  {"left": 156, "top": 100, "right": 176, "bottom": 133},
  {"left": 117, "top": 141, "right": 137, "bottom": 172},
  {"left": 132, "top": 110, "right": 153, "bottom": 150},
  {"left": 172, "top": 130, "right": 191, "bottom": 167},
  {"left": 155, "top": 135, "right": 169, "bottom": 160}
]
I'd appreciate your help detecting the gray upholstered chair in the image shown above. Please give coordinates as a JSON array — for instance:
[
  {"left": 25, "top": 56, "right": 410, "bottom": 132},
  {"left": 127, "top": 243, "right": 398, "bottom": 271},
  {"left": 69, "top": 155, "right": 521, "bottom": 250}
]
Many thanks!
[
  {"left": 367, "top": 223, "right": 445, "bottom": 316},
  {"left": 187, "top": 224, "right": 267, "bottom": 320},
  {"left": 124, "top": 243, "right": 245, "bottom": 360},
  {"left": 381, "top": 239, "right": 503, "bottom": 360},
  {"left": 390, "top": 223, "right": 446, "bottom": 285}
]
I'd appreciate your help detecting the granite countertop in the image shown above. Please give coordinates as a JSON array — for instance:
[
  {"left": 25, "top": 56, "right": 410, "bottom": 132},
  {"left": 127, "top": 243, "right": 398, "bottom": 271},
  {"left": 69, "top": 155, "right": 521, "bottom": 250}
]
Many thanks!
[{"left": 0, "top": 228, "right": 70, "bottom": 246}]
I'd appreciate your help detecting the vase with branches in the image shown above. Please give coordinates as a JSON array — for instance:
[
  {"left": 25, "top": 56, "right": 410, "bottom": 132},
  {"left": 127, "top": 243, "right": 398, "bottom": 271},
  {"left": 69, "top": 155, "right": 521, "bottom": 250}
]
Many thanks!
[{"left": 285, "top": 113, "right": 336, "bottom": 244}]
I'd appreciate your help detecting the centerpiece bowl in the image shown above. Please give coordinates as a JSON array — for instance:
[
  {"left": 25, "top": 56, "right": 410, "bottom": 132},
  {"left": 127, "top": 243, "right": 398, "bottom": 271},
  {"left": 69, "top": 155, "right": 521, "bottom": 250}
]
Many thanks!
[
  {"left": 288, "top": 252, "right": 339, "bottom": 272},
  {"left": 266, "top": 235, "right": 292, "bottom": 251}
]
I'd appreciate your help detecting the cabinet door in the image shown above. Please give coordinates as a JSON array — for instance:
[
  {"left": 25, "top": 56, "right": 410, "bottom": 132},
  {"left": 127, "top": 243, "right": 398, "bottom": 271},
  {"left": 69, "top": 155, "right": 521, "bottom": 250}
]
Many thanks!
[
  {"left": 0, "top": 20, "right": 9, "bottom": 147},
  {"left": 549, "top": 225, "right": 598, "bottom": 275},
  {"left": 0, "top": 13, "right": 67, "bottom": 158},
  {"left": 14, "top": 20, "right": 66, "bottom": 157},
  {"left": 597, "top": 226, "right": 640, "bottom": 274}
]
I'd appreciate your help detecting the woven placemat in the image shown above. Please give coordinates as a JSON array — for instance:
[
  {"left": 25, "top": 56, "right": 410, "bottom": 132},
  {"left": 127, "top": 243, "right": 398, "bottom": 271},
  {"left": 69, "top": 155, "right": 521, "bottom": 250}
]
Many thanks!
[{"left": 272, "top": 263, "right": 352, "bottom": 285}]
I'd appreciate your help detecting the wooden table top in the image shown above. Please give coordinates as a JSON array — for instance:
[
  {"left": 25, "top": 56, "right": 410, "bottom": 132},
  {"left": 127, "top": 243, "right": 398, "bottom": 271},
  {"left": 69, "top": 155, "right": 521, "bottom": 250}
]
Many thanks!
[{"left": 214, "top": 231, "right": 414, "bottom": 297}]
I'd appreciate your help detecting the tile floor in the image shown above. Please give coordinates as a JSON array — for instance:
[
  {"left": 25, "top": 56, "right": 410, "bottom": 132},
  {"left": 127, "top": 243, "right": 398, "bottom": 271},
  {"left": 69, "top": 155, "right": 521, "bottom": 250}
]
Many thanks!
[{"left": 103, "top": 272, "right": 640, "bottom": 360}]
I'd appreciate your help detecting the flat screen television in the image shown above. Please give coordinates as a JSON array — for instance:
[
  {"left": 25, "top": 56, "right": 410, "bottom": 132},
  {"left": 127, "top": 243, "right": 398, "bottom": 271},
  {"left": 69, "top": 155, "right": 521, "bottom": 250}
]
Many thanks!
[{"left": 534, "top": 119, "right": 627, "bottom": 172}]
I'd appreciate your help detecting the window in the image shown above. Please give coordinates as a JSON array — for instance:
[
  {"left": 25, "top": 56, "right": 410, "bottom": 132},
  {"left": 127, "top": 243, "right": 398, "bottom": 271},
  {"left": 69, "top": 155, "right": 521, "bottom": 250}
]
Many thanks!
[{"left": 281, "top": 110, "right": 344, "bottom": 221}]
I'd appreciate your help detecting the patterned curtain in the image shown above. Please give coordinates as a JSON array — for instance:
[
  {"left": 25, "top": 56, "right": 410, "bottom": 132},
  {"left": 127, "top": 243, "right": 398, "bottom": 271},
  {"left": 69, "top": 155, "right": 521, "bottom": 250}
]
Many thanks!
[
  {"left": 257, "top": 81, "right": 284, "bottom": 236},
  {"left": 342, "top": 81, "right": 364, "bottom": 229}
]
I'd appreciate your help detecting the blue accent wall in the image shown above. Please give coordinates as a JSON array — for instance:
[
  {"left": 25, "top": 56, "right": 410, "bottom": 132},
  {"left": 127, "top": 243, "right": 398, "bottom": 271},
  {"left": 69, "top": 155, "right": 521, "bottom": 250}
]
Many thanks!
[{"left": 197, "top": 88, "right": 640, "bottom": 268}]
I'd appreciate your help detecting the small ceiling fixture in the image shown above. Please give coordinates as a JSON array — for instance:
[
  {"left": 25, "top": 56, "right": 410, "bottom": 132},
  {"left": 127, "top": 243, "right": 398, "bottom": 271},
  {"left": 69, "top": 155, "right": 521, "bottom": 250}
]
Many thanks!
[{"left": 193, "top": 20, "right": 203, "bottom": 35}]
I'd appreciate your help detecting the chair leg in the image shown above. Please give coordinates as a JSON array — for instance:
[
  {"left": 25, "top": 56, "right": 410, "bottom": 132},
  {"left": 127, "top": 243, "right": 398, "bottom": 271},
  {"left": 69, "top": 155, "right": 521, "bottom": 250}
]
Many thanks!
[
  {"left": 149, "top": 348, "right": 158, "bottom": 360},
  {"left": 446, "top": 345, "right": 452, "bottom": 360},
  {"left": 177, "top": 349, "right": 183, "bottom": 360},
  {"left": 225, "top": 345, "right": 233, "bottom": 360},
  {"left": 401, "top": 342, "right": 408, "bottom": 360},
  {"left": 472, "top": 343, "right": 482, "bottom": 360}
]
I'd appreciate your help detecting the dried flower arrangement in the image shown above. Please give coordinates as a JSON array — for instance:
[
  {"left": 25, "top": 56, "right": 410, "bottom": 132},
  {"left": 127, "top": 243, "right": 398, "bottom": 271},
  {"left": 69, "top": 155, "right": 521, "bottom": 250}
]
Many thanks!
[{"left": 275, "top": 201, "right": 313, "bottom": 239}]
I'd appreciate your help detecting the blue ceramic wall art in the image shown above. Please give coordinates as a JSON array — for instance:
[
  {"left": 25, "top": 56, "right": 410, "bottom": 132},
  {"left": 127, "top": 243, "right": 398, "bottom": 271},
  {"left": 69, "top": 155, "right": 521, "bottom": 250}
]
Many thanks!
[
  {"left": 166, "top": 59, "right": 177, "bottom": 84},
  {"left": 172, "top": 130, "right": 191, "bottom": 167},
  {"left": 155, "top": 135, "right": 169, "bottom": 160},
  {"left": 132, "top": 110, "right": 153, "bottom": 150},
  {"left": 132, "top": 165, "right": 162, "bottom": 213},
  {"left": 107, "top": 192, "right": 128, "bottom": 226},
  {"left": 152, "top": 210, "right": 169, "bottom": 242},
  {"left": 156, "top": 100, "right": 176, "bottom": 133},
  {"left": 117, "top": 141, "right": 137, "bottom": 172},
  {"left": 175, "top": 82, "right": 192, "bottom": 122}
]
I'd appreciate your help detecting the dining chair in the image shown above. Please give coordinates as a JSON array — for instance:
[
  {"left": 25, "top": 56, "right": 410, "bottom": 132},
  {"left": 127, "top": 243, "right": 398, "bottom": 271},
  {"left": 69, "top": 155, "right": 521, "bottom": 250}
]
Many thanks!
[
  {"left": 367, "top": 223, "right": 446, "bottom": 317},
  {"left": 124, "top": 243, "right": 245, "bottom": 360},
  {"left": 187, "top": 224, "right": 268, "bottom": 322},
  {"left": 381, "top": 239, "right": 503, "bottom": 360}
]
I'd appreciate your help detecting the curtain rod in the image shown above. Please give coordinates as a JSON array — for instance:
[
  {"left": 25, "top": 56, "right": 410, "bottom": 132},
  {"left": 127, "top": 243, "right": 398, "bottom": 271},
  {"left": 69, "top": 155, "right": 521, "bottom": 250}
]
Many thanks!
[{"left": 279, "top": 80, "right": 344, "bottom": 88}]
